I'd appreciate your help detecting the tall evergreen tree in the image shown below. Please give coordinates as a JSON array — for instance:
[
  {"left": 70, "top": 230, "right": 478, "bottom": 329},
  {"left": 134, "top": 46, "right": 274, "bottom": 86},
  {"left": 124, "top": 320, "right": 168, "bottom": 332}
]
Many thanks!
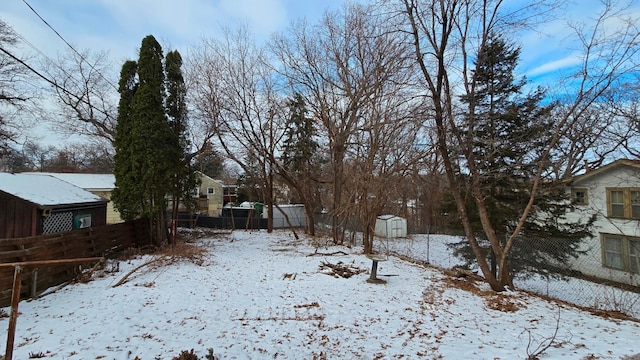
[
  {"left": 445, "top": 34, "right": 595, "bottom": 279},
  {"left": 281, "top": 93, "right": 318, "bottom": 172},
  {"left": 113, "top": 60, "right": 140, "bottom": 221},
  {"left": 113, "top": 35, "right": 186, "bottom": 246},
  {"left": 279, "top": 93, "right": 321, "bottom": 235},
  {"left": 165, "top": 49, "right": 198, "bottom": 243}
]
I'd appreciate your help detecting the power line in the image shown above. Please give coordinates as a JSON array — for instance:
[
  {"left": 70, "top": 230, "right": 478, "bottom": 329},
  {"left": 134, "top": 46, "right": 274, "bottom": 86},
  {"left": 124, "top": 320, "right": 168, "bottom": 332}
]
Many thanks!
[
  {"left": 21, "top": 0, "right": 119, "bottom": 91},
  {"left": 0, "top": 45, "right": 114, "bottom": 121}
]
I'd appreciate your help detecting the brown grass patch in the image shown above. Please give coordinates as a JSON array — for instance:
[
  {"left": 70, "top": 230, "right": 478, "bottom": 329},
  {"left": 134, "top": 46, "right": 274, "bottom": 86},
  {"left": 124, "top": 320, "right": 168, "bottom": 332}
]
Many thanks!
[
  {"left": 154, "top": 241, "right": 209, "bottom": 266},
  {"left": 485, "top": 294, "right": 522, "bottom": 312}
]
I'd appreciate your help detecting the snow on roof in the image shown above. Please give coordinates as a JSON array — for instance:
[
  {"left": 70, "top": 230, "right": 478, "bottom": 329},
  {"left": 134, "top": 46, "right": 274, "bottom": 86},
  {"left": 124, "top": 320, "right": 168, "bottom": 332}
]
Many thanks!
[
  {"left": 377, "top": 214, "right": 404, "bottom": 220},
  {"left": 0, "top": 172, "right": 106, "bottom": 207},
  {"left": 21, "top": 172, "right": 115, "bottom": 191}
]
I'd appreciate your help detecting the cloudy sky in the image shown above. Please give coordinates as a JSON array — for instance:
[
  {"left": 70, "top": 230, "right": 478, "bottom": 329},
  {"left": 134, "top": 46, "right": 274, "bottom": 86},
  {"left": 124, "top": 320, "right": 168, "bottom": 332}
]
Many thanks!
[
  {"left": 1, "top": 0, "right": 639, "bottom": 146},
  {"left": 4, "top": 0, "right": 636, "bottom": 81},
  {"left": 1, "top": 0, "right": 341, "bottom": 64}
]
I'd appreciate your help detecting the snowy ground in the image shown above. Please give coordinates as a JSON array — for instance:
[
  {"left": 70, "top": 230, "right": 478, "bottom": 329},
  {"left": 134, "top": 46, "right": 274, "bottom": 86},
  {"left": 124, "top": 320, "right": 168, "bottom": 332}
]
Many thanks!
[
  {"left": 385, "top": 234, "right": 640, "bottom": 319},
  {"left": 1, "top": 229, "right": 639, "bottom": 359}
]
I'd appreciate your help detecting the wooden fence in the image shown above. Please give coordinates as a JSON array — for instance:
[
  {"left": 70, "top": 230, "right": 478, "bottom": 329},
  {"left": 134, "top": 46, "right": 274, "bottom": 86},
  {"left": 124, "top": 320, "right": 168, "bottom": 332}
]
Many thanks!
[{"left": 0, "top": 219, "right": 147, "bottom": 307}]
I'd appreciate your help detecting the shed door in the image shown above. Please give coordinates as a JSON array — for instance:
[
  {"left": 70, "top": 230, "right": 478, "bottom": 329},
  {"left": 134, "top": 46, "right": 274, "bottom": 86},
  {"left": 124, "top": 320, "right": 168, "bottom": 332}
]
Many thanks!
[{"left": 390, "top": 218, "right": 404, "bottom": 238}]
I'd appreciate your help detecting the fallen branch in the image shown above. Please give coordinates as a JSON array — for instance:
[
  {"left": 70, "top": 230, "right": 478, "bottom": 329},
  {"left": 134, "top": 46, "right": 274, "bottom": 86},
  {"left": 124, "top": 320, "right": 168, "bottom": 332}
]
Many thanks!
[
  {"left": 77, "top": 259, "right": 105, "bottom": 283},
  {"left": 524, "top": 306, "right": 567, "bottom": 359},
  {"left": 307, "top": 251, "right": 349, "bottom": 257},
  {"left": 31, "top": 279, "right": 73, "bottom": 301},
  {"left": 112, "top": 256, "right": 169, "bottom": 288}
]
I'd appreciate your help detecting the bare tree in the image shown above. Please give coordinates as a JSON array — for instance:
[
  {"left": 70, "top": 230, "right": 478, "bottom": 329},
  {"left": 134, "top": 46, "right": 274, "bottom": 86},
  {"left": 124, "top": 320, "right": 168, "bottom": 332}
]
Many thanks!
[
  {"left": 395, "top": 0, "right": 639, "bottom": 291},
  {"left": 187, "top": 26, "right": 286, "bottom": 232},
  {"left": 43, "top": 49, "right": 118, "bottom": 144},
  {"left": 270, "top": 3, "right": 424, "bottom": 246},
  {"left": 550, "top": 0, "right": 640, "bottom": 177},
  {"left": 0, "top": 19, "right": 40, "bottom": 153},
  {"left": 43, "top": 46, "right": 216, "bottom": 166}
]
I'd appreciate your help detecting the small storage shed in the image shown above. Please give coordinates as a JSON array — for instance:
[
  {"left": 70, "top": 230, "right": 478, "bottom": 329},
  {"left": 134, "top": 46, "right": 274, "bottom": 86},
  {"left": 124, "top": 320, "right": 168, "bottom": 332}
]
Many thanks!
[
  {"left": 265, "top": 204, "right": 306, "bottom": 228},
  {"left": 24, "top": 172, "right": 122, "bottom": 224},
  {"left": 0, "top": 173, "right": 108, "bottom": 239},
  {"left": 374, "top": 215, "right": 407, "bottom": 238}
]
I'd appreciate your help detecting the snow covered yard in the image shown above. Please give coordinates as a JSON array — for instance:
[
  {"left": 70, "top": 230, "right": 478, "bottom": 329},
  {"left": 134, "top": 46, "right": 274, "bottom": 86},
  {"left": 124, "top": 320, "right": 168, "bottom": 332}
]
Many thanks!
[
  {"left": 386, "top": 234, "right": 640, "bottom": 319},
  {"left": 1, "top": 229, "right": 639, "bottom": 359}
]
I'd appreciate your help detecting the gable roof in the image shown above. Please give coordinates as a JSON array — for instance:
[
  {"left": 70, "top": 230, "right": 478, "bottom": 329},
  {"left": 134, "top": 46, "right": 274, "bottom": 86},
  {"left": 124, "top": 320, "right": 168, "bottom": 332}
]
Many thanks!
[
  {"left": 0, "top": 173, "right": 107, "bottom": 208},
  {"left": 571, "top": 159, "right": 640, "bottom": 185},
  {"left": 21, "top": 172, "right": 115, "bottom": 191}
]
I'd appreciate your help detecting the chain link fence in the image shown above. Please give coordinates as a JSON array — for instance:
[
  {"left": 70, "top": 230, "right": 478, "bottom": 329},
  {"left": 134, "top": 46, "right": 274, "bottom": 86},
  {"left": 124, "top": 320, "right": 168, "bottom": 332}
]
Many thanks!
[{"left": 379, "top": 233, "right": 640, "bottom": 319}]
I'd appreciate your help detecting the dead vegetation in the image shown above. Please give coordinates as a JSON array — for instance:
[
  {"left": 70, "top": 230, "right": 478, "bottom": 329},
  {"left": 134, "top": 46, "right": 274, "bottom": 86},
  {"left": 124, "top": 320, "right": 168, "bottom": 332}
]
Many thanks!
[
  {"left": 318, "top": 261, "right": 366, "bottom": 278},
  {"left": 111, "top": 241, "right": 210, "bottom": 287}
]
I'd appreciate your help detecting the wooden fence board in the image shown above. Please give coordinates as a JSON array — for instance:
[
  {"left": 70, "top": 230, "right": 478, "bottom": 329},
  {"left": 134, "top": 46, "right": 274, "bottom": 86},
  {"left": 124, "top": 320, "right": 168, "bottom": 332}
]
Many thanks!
[{"left": 0, "top": 218, "right": 147, "bottom": 307}]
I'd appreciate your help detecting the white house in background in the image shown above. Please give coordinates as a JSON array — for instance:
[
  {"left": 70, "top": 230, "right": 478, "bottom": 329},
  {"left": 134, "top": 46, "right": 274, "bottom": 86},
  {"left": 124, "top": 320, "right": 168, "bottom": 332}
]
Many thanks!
[
  {"left": 567, "top": 159, "right": 640, "bottom": 287},
  {"left": 22, "top": 172, "right": 122, "bottom": 224}
]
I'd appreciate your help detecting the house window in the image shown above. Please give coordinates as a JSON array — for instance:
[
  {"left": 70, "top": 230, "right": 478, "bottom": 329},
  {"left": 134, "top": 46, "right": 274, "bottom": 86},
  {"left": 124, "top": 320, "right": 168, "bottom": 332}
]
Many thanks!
[
  {"left": 632, "top": 191, "right": 640, "bottom": 219},
  {"left": 571, "top": 188, "right": 588, "bottom": 205},
  {"left": 191, "top": 187, "right": 200, "bottom": 197},
  {"left": 606, "top": 188, "right": 640, "bottom": 219},
  {"left": 610, "top": 190, "right": 625, "bottom": 217},
  {"left": 602, "top": 234, "right": 640, "bottom": 274},
  {"left": 631, "top": 239, "right": 640, "bottom": 274},
  {"left": 207, "top": 187, "right": 215, "bottom": 195}
]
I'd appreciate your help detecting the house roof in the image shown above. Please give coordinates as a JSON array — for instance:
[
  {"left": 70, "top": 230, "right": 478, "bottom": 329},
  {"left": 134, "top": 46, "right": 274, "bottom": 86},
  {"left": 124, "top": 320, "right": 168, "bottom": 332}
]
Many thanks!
[
  {"left": 571, "top": 159, "right": 640, "bottom": 185},
  {"left": 0, "top": 173, "right": 107, "bottom": 208},
  {"left": 377, "top": 214, "right": 406, "bottom": 221},
  {"left": 21, "top": 172, "right": 115, "bottom": 191}
]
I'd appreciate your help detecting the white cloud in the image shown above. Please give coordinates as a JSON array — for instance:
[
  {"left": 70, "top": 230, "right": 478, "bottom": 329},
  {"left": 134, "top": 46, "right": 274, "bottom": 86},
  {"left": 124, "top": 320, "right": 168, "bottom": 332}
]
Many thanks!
[
  {"left": 218, "top": 0, "right": 288, "bottom": 35},
  {"left": 526, "top": 54, "right": 583, "bottom": 77}
]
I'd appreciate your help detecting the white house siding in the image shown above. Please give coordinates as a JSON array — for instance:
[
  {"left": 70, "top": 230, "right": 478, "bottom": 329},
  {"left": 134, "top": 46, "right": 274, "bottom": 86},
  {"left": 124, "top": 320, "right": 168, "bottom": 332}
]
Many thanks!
[{"left": 567, "top": 162, "right": 640, "bottom": 287}]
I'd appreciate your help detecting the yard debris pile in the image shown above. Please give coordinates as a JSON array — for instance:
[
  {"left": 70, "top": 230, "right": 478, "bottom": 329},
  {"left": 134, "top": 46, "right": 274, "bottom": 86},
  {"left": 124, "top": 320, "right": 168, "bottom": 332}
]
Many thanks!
[{"left": 318, "top": 261, "right": 366, "bottom": 278}]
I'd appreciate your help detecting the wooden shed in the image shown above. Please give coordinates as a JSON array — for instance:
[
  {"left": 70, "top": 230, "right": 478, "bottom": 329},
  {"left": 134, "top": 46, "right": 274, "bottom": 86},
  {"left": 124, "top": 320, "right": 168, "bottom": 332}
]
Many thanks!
[
  {"left": 23, "top": 172, "right": 122, "bottom": 224},
  {"left": 0, "top": 173, "right": 108, "bottom": 239}
]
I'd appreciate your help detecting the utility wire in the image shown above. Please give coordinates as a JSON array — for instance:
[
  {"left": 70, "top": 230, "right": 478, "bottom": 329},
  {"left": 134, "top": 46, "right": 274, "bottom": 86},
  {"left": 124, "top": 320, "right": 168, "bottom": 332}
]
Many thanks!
[
  {"left": 0, "top": 45, "right": 114, "bottom": 120},
  {"left": 21, "top": 0, "right": 119, "bottom": 91},
  {"left": 14, "top": 28, "right": 116, "bottom": 108}
]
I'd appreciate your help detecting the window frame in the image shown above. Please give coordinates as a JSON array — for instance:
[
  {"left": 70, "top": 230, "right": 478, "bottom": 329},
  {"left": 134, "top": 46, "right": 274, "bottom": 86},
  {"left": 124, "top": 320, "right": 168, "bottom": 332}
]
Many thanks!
[
  {"left": 601, "top": 233, "right": 640, "bottom": 274},
  {"left": 606, "top": 187, "right": 640, "bottom": 219},
  {"left": 571, "top": 187, "right": 589, "bottom": 205},
  {"left": 207, "top": 187, "right": 215, "bottom": 195}
]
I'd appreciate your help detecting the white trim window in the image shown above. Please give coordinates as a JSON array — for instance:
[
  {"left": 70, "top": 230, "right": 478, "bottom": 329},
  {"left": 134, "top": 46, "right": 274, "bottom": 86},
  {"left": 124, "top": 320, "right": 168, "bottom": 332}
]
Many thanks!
[{"left": 602, "top": 233, "right": 640, "bottom": 274}]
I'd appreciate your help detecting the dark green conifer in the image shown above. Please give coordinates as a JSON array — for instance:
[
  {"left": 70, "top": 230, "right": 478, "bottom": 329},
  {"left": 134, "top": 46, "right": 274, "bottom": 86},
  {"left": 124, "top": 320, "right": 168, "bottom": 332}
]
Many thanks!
[{"left": 445, "top": 34, "right": 595, "bottom": 279}]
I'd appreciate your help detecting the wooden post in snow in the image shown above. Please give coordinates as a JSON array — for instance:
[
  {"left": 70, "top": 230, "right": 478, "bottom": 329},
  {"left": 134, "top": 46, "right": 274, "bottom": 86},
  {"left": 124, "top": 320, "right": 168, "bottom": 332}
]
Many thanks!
[
  {"left": 5, "top": 265, "right": 23, "bottom": 360},
  {"left": 1, "top": 257, "right": 103, "bottom": 360}
]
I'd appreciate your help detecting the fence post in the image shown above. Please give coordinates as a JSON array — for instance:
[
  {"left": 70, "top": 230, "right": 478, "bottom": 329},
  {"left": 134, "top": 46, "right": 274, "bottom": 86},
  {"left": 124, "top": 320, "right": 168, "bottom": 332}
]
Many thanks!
[
  {"left": 5, "top": 265, "right": 23, "bottom": 360},
  {"left": 31, "top": 268, "right": 38, "bottom": 298}
]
